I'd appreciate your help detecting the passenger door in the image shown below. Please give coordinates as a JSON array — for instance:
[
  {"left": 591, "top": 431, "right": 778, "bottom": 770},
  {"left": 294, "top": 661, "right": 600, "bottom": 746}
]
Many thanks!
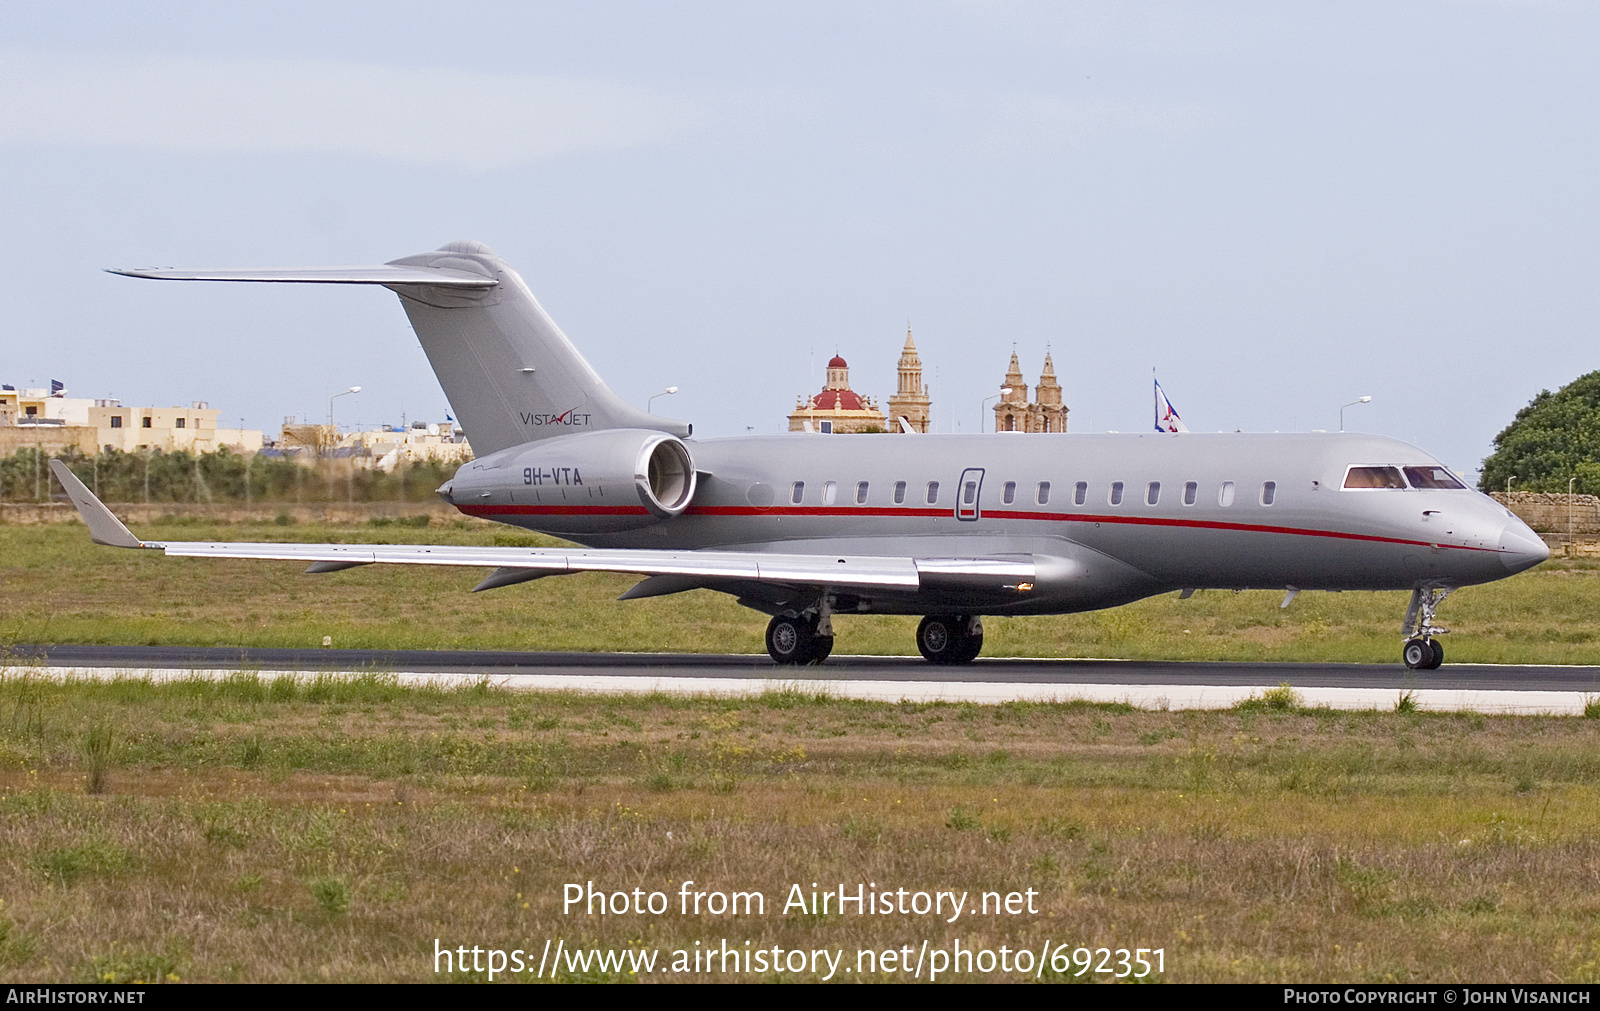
[{"left": 956, "top": 468, "right": 985, "bottom": 521}]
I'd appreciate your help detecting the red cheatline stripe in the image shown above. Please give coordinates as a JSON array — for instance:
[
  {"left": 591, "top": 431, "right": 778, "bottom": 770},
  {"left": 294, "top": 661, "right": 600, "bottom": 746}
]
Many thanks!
[
  {"left": 682, "top": 505, "right": 1497, "bottom": 552},
  {"left": 460, "top": 501, "right": 1499, "bottom": 554},
  {"left": 458, "top": 504, "right": 650, "bottom": 517}
]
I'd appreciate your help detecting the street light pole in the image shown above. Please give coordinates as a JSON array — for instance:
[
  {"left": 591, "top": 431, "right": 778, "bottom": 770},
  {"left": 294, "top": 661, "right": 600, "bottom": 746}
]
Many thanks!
[
  {"left": 982, "top": 388, "right": 1014, "bottom": 433},
  {"left": 1571, "top": 476, "right": 1577, "bottom": 553},
  {"left": 1339, "top": 396, "right": 1372, "bottom": 432},
  {"left": 1507, "top": 475, "right": 1516, "bottom": 494},
  {"left": 328, "top": 386, "right": 362, "bottom": 429},
  {"left": 648, "top": 386, "right": 679, "bottom": 413}
]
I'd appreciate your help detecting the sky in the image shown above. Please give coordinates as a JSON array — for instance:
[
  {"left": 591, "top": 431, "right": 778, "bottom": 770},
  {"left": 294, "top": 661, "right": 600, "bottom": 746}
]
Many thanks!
[{"left": 3, "top": 1, "right": 1597, "bottom": 480}]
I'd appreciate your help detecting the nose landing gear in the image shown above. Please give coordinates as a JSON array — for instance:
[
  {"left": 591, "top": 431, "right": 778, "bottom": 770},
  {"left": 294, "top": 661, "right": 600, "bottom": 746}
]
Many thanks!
[
  {"left": 917, "top": 614, "right": 984, "bottom": 664},
  {"left": 1401, "top": 587, "right": 1453, "bottom": 670}
]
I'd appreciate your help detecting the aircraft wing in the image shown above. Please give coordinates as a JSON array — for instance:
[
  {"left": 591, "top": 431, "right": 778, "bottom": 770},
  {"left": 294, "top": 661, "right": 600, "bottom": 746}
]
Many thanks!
[{"left": 48, "top": 461, "right": 1030, "bottom": 595}]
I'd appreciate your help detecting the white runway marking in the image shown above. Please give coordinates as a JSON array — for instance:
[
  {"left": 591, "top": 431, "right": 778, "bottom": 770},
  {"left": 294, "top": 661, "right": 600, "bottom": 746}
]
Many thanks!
[{"left": 17, "top": 666, "right": 1594, "bottom": 715}]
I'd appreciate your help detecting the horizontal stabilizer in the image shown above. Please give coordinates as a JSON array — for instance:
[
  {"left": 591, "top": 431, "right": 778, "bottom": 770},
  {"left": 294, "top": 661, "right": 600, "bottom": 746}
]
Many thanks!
[{"left": 106, "top": 265, "right": 497, "bottom": 289}]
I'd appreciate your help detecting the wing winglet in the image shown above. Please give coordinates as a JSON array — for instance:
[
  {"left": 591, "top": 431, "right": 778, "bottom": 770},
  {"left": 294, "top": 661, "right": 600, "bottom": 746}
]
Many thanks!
[{"left": 47, "top": 461, "right": 147, "bottom": 549}]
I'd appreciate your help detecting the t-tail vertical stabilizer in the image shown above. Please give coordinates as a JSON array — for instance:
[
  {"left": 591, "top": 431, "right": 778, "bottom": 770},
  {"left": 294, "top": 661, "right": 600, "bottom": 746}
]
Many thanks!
[{"left": 109, "top": 240, "right": 690, "bottom": 456}]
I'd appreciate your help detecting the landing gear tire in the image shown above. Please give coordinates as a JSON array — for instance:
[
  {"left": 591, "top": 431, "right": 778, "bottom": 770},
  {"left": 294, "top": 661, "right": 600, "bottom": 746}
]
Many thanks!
[
  {"left": 1402, "top": 637, "right": 1443, "bottom": 671},
  {"left": 1401, "top": 587, "right": 1453, "bottom": 670},
  {"left": 917, "top": 615, "right": 982, "bottom": 665},
  {"left": 766, "top": 613, "right": 831, "bottom": 665}
]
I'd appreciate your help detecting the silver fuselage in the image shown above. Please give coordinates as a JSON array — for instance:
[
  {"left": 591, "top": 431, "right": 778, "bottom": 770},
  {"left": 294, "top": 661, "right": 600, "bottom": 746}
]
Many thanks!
[{"left": 451, "top": 431, "right": 1547, "bottom": 616}]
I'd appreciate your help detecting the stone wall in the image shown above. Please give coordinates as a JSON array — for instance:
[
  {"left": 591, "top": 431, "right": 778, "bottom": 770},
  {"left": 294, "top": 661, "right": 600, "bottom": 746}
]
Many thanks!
[
  {"left": 0, "top": 426, "right": 98, "bottom": 457},
  {"left": 1489, "top": 492, "right": 1600, "bottom": 535},
  {"left": 0, "top": 501, "right": 469, "bottom": 527}
]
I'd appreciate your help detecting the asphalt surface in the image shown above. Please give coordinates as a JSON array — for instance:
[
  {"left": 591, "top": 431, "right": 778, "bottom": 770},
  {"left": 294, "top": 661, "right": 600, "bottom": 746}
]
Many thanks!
[{"left": 9, "top": 644, "right": 1600, "bottom": 693}]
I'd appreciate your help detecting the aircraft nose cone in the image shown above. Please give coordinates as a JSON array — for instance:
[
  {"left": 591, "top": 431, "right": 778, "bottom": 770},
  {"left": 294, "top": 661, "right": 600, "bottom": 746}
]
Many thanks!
[{"left": 1500, "top": 522, "right": 1551, "bottom": 574}]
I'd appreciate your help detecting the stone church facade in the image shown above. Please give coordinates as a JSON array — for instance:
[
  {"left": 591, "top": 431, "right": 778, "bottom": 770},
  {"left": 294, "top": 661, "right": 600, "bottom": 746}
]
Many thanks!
[
  {"left": 993, "top": 352, "right": 1068, "bottom": 433},
  {"left": 886, "top": 328, "right": 931, "bottom": 433},
  {"left": 788, "top": 354, "right": 887, "bottom": 433}
]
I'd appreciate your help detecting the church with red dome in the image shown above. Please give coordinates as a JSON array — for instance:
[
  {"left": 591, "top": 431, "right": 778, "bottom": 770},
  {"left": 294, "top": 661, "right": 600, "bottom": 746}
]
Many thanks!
[{"left": 787, "top": 352, "right": 889, "bottom": 433}]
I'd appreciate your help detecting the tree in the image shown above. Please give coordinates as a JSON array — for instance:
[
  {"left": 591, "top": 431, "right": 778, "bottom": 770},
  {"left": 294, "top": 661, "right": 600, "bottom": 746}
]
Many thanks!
[{"left": 1479, "top": 371, "right": 1600, "bottom": 493}]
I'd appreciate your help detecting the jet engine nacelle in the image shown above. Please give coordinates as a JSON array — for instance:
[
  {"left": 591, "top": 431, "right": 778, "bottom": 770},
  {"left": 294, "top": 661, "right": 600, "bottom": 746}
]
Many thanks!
[{"left": 441, "top": 428, "right": 697, "bottom": 535}]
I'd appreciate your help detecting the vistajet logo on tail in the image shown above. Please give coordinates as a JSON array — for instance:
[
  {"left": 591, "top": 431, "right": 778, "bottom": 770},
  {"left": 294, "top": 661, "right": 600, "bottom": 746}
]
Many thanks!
[{"left": 521, "top": 408, "right": 591, "bottom": 428}]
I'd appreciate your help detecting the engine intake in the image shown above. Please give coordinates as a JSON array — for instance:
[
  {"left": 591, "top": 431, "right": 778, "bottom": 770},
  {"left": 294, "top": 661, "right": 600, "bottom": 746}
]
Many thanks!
[{"left": 444, "top": 428, "right": 698, "bottom": 534}]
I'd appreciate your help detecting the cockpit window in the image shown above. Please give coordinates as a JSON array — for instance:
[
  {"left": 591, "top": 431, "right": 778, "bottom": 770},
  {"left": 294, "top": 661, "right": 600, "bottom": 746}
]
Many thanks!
[
  {"left": 1403, "top": 466, "right": 1465, "bottom": 490},
  {"left": 1343, "top": 466, "right": 1406, "bottom": 489}
]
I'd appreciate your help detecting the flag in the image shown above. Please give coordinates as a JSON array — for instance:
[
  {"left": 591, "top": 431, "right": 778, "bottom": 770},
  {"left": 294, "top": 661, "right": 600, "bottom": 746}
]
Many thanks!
[
  {"left": 49, "top": 380, "right": 65, "bottom": 397},
  {"left": 1154, "top": 378, "right": 1188, "bottom": 433}
]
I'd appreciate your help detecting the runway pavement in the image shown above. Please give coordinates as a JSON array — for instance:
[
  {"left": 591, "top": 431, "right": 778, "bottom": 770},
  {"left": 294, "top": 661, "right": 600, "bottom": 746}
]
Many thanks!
[{"left": 7, "top": 644, "right": 1600, "bottom": 713}]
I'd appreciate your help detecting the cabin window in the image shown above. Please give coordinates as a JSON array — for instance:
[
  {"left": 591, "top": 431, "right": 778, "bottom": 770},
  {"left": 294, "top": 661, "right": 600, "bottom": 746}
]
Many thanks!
[
  {"left": 1219, "top": 481, "right": 1236, "bottom": 506},
  {"left": 822, "top": 481, "right": 837, "bottom": 505},
  {"left": 1403, "top": 466, "right": 1465, "bottom": 490},
  {"left": 1109, "top": 481, "right": 1124, "bottom": 506},
  {"left": 1002, "top": 481, "right": 1016, "bottom": 504},
  {"left": 963, "top": 480, "right": 978, "bottom": 505},
  {"left": 1183, "top": 481, "right": 1197, "bottom": 506},
  {"left": 1261, "top": 481, "right": 1277, "bottom": 506},
  {"left": 1074, "top": 481, "right": 1087, "bottom": 506},
  {"left": 926, "top": 481, "right": 940, "bottom": 504},
  {"left": 110, "top": 416, "right": 122, "bottom": 429},
  {"left": 893, "top": 481, "right": 906, "bottom": 504},
  {"left": 1343, "top": 466, "right": 1406, "bottom": 489},
  {"left": 1037, "top": 481, "right": 1051, "bottom": 505},
  {"left": 791, "top": 481, "right": 804, "bottom": 504},
  {"left": 856, "top": 481, "right": 869, "bottom": 504},
  {"left": 1146, "top": 481, "right": 1161, "bottom": 506}
]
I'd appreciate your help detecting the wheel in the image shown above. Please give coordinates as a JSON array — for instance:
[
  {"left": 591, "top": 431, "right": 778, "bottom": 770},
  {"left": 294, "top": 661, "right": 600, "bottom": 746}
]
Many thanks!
[
  {"left": 767, "top": 614, "right": 814, "bottom": 665},
  {"left": 917, "top": 615, "right": 976, "bottom": 664},
  {"left": 1425, "top": 638, "right": 1444, "bottom": 669},
  {"left": 953, "top": 626, "right": 983, "bottom": 663},
  {"left": 1402, "top": 637, "right": 1431, "bottom": 670},
  {"left": 808, "top": 635, "right": 834, "bottom": 665}
]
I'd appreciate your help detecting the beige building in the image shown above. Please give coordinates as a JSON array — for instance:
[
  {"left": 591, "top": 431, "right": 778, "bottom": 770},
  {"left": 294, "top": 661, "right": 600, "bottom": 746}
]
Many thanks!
[
  {"left": 789, "top": 355, "right": 888, "bottom": 434},
  {"left": 886, "top": 328, "right": 932, "bottom": 433},
  {"left": 280, "top": 420, "right": 472, "bottom": 468},
  {"left": 993, "top": 352, "right": 1068, "bottom": 433},
  {"left": 1, "top": 384, "right": 263, "bottom": 455}
]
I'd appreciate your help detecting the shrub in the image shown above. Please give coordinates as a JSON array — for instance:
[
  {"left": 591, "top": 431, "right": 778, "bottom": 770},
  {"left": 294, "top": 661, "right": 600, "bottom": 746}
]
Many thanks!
[{"left": 308, "top": 877, "right": 350, "bottom": 916}]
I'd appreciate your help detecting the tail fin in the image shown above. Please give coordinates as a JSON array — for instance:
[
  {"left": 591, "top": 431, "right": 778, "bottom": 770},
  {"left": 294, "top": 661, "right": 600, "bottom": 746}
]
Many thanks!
[{"left": 110, "top": 240, "right": 689, "bottom": 456}]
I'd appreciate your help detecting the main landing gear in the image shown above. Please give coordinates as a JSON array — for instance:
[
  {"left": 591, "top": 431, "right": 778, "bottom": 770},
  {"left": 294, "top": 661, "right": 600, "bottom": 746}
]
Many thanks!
[
  {"left": 917, "top": 614, "right": 983, "bottom": 665},
  {"left": 1401, "top": 587, "right": 1454, "bottom": 671},
  {"left": 765, "top": 611, "right": 986, "bottom": 666},
  {"left": 766, "top": 611, "right": 834, "bottom": 665}
]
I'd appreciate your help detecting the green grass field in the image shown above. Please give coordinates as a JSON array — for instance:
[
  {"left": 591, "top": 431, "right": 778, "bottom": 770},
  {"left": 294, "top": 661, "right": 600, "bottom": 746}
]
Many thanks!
[
  {"left": 5, "top": 520, "right": 1600, "bottom": 983},
  {"left": 1, "top": 518, "right": 1597, "bottom": 664},
  {"left": 0, "top": 674, "right": 1598, "bottom": 983}
]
